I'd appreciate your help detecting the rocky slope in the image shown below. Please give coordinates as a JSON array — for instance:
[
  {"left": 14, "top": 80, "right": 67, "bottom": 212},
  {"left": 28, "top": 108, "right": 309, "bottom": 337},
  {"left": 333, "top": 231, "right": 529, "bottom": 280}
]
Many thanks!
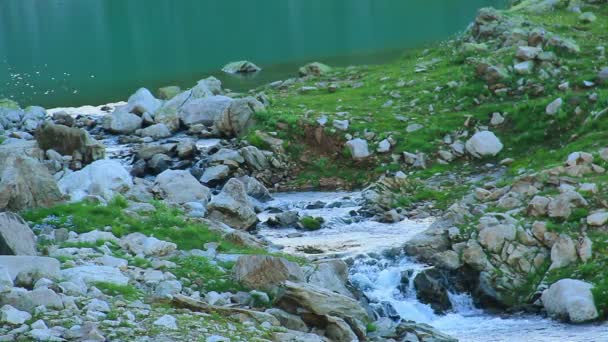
[{"left": 1, "top": 0, "right": 607, "bottom": 340}]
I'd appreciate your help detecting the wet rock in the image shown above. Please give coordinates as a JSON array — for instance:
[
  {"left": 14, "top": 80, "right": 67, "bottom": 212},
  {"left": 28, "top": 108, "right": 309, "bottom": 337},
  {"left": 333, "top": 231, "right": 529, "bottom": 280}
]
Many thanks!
[
  {"left": 154, "top": 169, "right": 211, "bottom": 205},
  {"left": 413, "top": 268, "right": 452, "bottom": 314},
  {"left": 207, "top": 178, "right": 258, "bottom": 230},
  {"left": 542, "top": 279, "right": 598, "bottom": 323},
  {"left": 103, "top": 110, "right": 143, "bottom": 134},
  {"left": 58, "top": 159, "right": 133, "bottom": 202},
  {"left": 222, "top": 61, "right": 261, "bottom": 74},
  {"left": 147, "top": 153, "right": 172, "bottom": 174},
  {"left": 0, "top": 213, "right": 36, "bottom": 256},
  {"left": 36, "top": 123, "right": 105, "bottom": 165},
  {"left": 233, "top": 255, "right": 304, "bottom": 290},
  {"left": 465, "top": 131, "right": 503, "bottom": 158}
]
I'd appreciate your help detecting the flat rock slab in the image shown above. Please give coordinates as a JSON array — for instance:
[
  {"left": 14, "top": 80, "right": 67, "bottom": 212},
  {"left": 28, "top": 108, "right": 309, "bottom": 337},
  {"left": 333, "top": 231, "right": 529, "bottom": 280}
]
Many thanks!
[
  {"left": 0, "top": 256, "right": 60, "bottom": 281},
  {"left": 61, "top": 265, "right": 129, "bottom": 286},
  {"left": 0, "top": 213, "right": 37, "bottom": 255}
]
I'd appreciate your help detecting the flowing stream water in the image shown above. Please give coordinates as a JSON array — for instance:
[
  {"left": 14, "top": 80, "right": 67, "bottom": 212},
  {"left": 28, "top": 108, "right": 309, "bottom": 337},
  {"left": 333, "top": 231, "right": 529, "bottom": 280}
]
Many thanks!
[{"left": 257, "top": 191, "right": 608, "bottom": 342}]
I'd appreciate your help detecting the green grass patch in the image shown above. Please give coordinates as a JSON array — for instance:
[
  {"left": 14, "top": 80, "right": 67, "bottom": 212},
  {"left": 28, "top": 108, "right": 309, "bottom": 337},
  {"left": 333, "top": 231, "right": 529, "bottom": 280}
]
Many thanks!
[
  {"left": 22, "top": 197, "right": 255, "bottom": 253},
  {"left": 171, "top": 256, "right": 246, "bottom": 293},
  {"left": 93, "top": 282, "right": 142, "bottom": 301},
  {"left": 298, "top": 216, "right": 324, "bottom": 231}
]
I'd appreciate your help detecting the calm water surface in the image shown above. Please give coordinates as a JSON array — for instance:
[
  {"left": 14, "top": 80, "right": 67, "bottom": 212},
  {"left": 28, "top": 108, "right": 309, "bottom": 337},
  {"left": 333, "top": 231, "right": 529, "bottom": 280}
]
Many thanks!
[{"left": 0, "top": 0, "right": 503, "bottom": 107}]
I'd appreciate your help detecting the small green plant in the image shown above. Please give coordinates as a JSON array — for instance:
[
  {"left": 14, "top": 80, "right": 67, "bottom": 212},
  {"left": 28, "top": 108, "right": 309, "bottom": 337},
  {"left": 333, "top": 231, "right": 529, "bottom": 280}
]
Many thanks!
[
  {"left": 93, "top": 282, "right": 142, "bottom": 301},
  {"left": 299, "top": 216, "right": 324, "bottom": 231},
  {"left": 366, "top": 322, "right": 377, "bottom": 333}
]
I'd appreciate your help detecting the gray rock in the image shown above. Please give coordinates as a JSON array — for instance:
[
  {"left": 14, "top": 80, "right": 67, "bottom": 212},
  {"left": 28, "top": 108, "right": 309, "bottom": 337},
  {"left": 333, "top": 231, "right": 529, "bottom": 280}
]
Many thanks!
[
  {"left": 61, "top": 265, "right": 129, "bottom": 286},
  {"left": 542, "top": 279, "right": 598, "bottom": 323},
  {"left": 550, "top": 235, "right": 577, "bottom": 270},
  {"left": 58, "top": 159, "right": 133, "bottom": 202},
  {"left": 0, "top": 305, "right": 31, "bottom": 325},
  {"left": 179, "top": 96, "right": 232, "bottom": 127},
  {"left": 0, "top": 212, "right": 36, "bottom": 256},
  {"left": 154, "top": 170, "right": 211, "bottom": 205},
  {"left": 138, "top": 123, "right": 171, "bottom": 140},
  {"left": 147, "top": 153, "right": 172, "bottom": 174},
  {"left": 36, "top": 123, "right": 105, "bottom": 165},
  {"left": 240, "top": 146, "right": 269, "bottom": 171},
  {"left": 345, "top": 138, "right": 370, "bottom": 160},
  {"left": 153, "top": 314, "right": 178, "bottom": 330},
  {"left": 103, "top": 110, "right": 143, "bottom": 134},
  {"left": 154, "top": 280, "right": 182, "bottom": 298},
  {"left": 298, "top": 62, "right": 332, "bottom": 77},
  {"left": 546, "top": 98, "right": 563, "bottom": 115},
  {"left": 238, "top": 176, "right": 272, "bottom": 202},
  {"left": 0, "top": 256, "right": 60, "bottom": 282},
  {"left": 214, "top": 97, "right": 264, "bottom": 137},
  {"left": 207, "top": 178, "right": 258, "bottom": 230},
  {"left": 0, "top": 155, "right": 62, "bottom": 212},
  {"left": 124, "top": 88, "right": 162, "bottom": 115},
  {"left": 233, "top": 255, "right": 304, "bottom": 290},
  {"left": 200, "top": 165, "right": 231, "bottom": 184},
  {"left": 0, "top": 287, "right": 63, "bottom": 313},
  {"left": 266, "top": 308, "right": 308, "bottom": 332},
  {"left": 307, "top": 259, "right": 352, "bottom": 298},
  {"left": 465, "top": 131, "right": 503, "bottom": 158},
  {"left": 222, "top": 61, "right": 261, "bottom": 74},
  {"left": 333, "top": 120, "right": 349, "bottom": 131},
  {"left": 599, "top": 67, "right": 608, "bottom": 84}
]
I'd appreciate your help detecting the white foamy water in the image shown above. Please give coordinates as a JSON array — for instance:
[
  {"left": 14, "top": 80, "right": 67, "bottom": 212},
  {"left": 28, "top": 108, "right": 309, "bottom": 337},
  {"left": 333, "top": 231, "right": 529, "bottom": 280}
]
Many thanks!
[
  {"left": 257, "top": 191, "right": 432, "bottom": 257},
  {"left": 259, "top": 191, "right": 608, "bottom": 342}
]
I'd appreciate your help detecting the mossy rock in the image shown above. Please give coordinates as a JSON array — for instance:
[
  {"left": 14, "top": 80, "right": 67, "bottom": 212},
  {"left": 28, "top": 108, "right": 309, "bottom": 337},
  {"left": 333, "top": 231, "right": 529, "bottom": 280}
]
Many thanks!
[{"left": 298, "top": 216, "right": 325, "bottom": 230}]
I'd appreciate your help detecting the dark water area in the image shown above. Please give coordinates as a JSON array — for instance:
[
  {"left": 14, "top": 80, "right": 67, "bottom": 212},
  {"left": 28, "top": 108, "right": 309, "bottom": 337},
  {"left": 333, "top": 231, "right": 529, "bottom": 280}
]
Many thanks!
[{"left": 0, "top": 0, "right": 504, "bottom": 108}]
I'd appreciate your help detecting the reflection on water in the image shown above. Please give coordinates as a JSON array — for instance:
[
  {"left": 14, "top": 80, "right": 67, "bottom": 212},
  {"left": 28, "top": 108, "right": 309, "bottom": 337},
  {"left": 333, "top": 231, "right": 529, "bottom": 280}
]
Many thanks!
[{"left": 0, "top": 0, "right": 503, "bottom": 107}]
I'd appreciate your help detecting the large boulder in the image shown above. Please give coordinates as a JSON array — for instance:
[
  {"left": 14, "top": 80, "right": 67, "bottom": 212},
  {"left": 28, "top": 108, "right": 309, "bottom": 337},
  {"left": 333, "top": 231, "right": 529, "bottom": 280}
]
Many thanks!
[
  {"left": 103, "top": 110, "right": 143, "bottom": 134},
  {"left": 36, "top": 123, "right": 105, "bottom": 164},
  {"left": 0, "top": 213, "right": 36, "bottom": 256},
  {"left": 61, "top": 265, "right": 129, "bottom": 286},
  {"left": 178, "top": 96, "right": 232, "bottom": 127},
  {"left": 123, "top": 88, "right": 162, "bottom": 115},
  {"left": 138, "top": 123, "right": 171, "bottom": 140},
  {"left": 541, "top": 279, "right": 598, "bottom": 323},
  {"left": 0, "top": 287, "right": 63, "bottom": 313},
  {"left": 233, "top": 255, "right": 304, "bottom": 290},
  {"left": 277, "top": 281, "right": 368, "bottom": 323},
  {"left": 298, "top": 62, "right": 332, "bottom": 77},
  {"left": 345, "top": 138, "right": 370, "bottom": 160},
  {"left": 58, "top": 159, "right": 133, "bottom": 201},
  {"left": 207, "top": 178, "right": 258, "bottom": 230},
  {"left": 154, "top": 170, "right": 211, "bottom": 205},
  {"left": 465, "top": 131, "right": 503, "bottom": 158},
  {"left": 307, "top": 259, "right": 352, "bottom": 298},
  {"left": 0, "top": 155, "right": 63, "bottom": 211},
  {"left": 214, "top": 97, "right": 264, "bottom": 137}
]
